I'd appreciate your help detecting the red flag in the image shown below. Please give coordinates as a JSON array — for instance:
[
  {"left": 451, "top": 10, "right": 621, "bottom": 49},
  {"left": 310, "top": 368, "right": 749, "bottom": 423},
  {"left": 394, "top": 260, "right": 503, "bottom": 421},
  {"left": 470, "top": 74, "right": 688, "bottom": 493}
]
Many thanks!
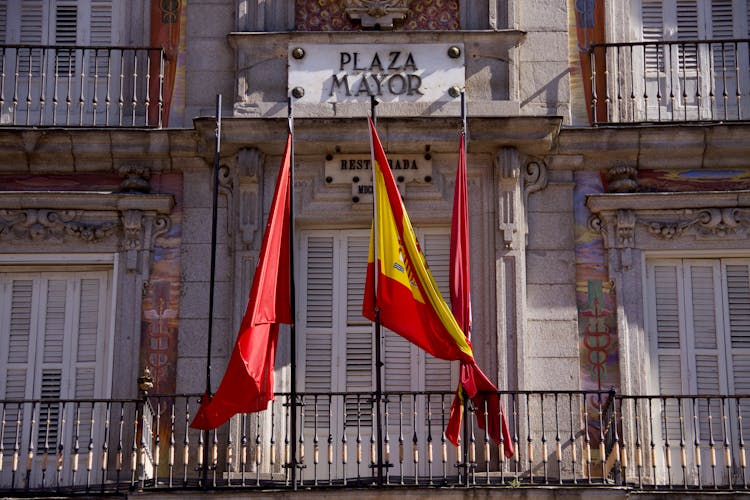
[
  {"left": 190, "top": 134, "right": 292, "bottom": 430},
  {"left": 445, "top": 131, "right": 514, "bottom": 458}
]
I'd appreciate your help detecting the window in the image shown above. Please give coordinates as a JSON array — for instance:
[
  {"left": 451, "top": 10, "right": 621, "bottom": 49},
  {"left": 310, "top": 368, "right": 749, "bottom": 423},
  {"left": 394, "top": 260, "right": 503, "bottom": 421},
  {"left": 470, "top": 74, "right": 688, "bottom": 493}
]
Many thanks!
[
  {"left": 639, "top": 0, "right": 750, "bottom": 119},
  {"left": 0, "top": 270, "right": 113, "bottom": 485},
  {"left": 299, "top": 229, "right": 457, "bottom": 477},
  {"left": 647, "top": 258, "right": 750, "bottom": 484},
  {"left": 0, "top": 0, "right": 126, "bottom": 125}
]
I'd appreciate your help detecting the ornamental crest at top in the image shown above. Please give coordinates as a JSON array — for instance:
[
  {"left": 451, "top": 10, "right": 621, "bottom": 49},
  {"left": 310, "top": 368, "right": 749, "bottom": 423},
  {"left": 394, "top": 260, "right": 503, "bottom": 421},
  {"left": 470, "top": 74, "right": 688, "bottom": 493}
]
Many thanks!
[{"left": 345, "top": 0, "right": 411, "bottom": 29}]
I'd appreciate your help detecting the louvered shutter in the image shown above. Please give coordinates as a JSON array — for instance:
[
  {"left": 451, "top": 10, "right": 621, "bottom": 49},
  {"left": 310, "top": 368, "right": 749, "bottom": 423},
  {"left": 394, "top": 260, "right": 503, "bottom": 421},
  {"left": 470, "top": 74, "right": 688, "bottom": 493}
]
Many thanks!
[
  {"left": 1, "top": 277, "right": 37, "bottom": 451},
  {"left": 726, "top": 262, "right": 750, "bottom": 445},
  {"left": 0, "top": 271, "right": 110, "bottom": 483},
  {"left": 685, "top": 263, "right": 726, "bottom": 443},
  {"left": 345, "top": 234, "right": 373, "bottom": 425},
  {"left": 302, "top": 235, "right": 335, "bottom": 395},
  {"left": 651, "top": 262, "right": 684, "bottom": 441},
  {"left": 642, "top": 0, "right": 665, "bottom": 72}
]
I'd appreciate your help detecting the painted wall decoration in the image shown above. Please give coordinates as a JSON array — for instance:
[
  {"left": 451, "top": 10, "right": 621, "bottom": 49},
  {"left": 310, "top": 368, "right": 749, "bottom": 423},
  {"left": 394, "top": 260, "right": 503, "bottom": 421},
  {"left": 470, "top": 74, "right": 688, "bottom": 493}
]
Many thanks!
[
  {"left": 141, "top": 173, "right": 183, "bottom": 397},
  {"left": 150, "top": 0, "right": 187, "bottom": 127},
  {"left": 295, "top": 0, "right": 459, "bottom": 31},
  {"left": 567, "top": 0, "right": 605, "bottom": 125},
  {"left": 638, "top": 169, "right": 750, "bottom": 192},
  {"left": 574, "top": 171, "right": 620, "bottom": 395}
]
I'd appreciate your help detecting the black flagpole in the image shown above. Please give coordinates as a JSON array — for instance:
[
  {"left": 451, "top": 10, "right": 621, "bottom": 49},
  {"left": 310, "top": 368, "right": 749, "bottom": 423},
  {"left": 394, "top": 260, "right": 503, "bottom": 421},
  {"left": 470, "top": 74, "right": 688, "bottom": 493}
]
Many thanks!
[
  {"left": 203, "top": 93, "right": 222, "bottom": 487},
  {"left": 370, "top": 95, "right": 385, "bottom": 486},
  {"left": 288, "top": 96, "right": 299, "bottom": 490}
]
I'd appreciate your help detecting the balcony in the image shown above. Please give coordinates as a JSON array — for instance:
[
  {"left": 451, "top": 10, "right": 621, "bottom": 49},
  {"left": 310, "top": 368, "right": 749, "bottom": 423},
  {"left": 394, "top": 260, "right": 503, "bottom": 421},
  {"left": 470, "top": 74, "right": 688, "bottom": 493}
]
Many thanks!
[
  {"left": 0, "top": 45, "right": 165, "bottom": 128},
  {"left": 2, "top": 390, "right": 750, "bottom": 495},
  {"left": 587, "top": 39, "right": 750, "bottom": 125}
]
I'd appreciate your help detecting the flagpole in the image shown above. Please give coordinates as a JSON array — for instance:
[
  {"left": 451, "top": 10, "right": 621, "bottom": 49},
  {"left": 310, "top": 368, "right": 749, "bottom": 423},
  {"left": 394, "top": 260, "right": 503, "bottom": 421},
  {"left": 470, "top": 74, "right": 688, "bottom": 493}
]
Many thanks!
[
  {"left": 369, "top": 95, "right": 385, "bottom": 486},
  {"left": 288, "top": 96, "right": 299, "bottom": 490},
  {"left": 200, "top": 93, "right": 222, "bottom": 488}
]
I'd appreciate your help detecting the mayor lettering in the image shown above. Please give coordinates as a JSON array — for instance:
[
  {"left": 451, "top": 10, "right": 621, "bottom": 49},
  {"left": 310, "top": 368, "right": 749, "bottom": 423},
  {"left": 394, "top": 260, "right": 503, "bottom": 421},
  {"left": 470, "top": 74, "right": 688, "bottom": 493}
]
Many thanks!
[{"left": 330, "top": 50, "right": 423, "bottom": 98}]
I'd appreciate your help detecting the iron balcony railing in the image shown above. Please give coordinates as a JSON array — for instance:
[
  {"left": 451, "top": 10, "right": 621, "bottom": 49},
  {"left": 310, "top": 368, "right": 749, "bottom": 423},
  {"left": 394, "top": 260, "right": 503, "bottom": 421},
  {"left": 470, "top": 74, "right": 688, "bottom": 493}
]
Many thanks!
[
  {"left": 0, "top": 44, "right": 165, "bottom": 128},
  {"left": 2, "top": 390, "right": 750, "bottom": 493},
  {"left": 588, "top": 39, "right": 750, "bottom": 125}
]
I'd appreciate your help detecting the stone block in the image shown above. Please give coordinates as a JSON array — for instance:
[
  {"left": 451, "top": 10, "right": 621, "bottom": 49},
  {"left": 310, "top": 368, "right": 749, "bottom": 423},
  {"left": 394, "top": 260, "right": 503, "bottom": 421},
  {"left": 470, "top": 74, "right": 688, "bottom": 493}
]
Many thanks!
[
  {"left": 526, "top": 283, "right": 577, "bottom": 321},
  {"left": 186, "top": 70, "right": 236, "bottom": 111},
  {"left": 526, "top": 250, "right": 576, "bottom": 285},
  {"left": 525, "top": 319, "right": 580, "bottom": 358},
  {"left": 527, "top": 211, "right": 575, "bottom": 250},
  {"left": 519, "top": 61, "right": 571, "bottom": 105},
  {"left": 182, "top": 206, "right": 229, "bottom": 244},
  {"left": 187, "top": 2, "right": 234, "bottom": 37},
  {"left": 527, "top": 183, "right": 574, "bottom": 213},
  {"left": 180, "top": 279, "right": 233, "bottom": 320},
  {"left": 182, "top": 170, "right": 213, "bottom": 208},
  {"left": 519, "top": 0, "right": 569, "bottom": 31},
  {"left": 178, "top": 317, "right": 230, "bottom": 358},
  {"left": 186, "top": 39, "right": 234, "bottom": 73},
  {"left": 523, "top": 356, "right": 580, "bottom": 391},
  {"left": 181, "top": 243, "right": 233, "bottom": 282},
  {"left": 519, "top": 32, "right": 569, "bottom": 63}
]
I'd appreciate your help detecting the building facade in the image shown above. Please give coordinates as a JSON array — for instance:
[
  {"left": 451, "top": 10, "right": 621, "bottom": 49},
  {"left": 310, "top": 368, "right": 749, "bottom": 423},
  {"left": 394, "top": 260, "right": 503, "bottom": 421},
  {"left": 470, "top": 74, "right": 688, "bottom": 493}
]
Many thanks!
[{"left": 1, "top": 0, "right": 750, "bottom": 494}]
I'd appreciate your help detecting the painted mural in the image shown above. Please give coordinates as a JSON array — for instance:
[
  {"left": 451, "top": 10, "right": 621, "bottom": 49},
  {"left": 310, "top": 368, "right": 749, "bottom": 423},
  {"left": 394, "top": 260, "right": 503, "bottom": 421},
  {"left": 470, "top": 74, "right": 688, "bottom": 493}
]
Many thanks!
[
  {"left": 295, "top": 0, "right": 459, "bottom": 31},
  {"left": 149, "top": 0, "right": 187, "bottom": 127},
  {"left": 141, "top": 173, "right": 183, "bottom": 397}
]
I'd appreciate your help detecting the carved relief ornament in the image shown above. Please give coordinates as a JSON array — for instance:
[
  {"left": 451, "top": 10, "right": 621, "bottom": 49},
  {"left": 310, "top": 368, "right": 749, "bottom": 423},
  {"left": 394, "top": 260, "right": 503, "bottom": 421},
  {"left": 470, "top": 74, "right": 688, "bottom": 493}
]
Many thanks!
[
  {"left": 0, "top": 192, "right": 174, "bottom": 271},
  {"left": 586, "top": 192, "right": 750, "bottom": 250},
  {"left": 345, "top": 0, "right": 411, "bottom": 28}
]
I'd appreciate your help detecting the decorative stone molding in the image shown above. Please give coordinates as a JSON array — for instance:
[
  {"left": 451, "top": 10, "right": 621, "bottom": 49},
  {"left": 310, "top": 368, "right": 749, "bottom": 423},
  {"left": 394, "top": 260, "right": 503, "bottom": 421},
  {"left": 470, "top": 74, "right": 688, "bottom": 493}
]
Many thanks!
[
  {"left": 0, "top": 192, "right": 174, "bottom": 273},
  {"left": 604, "top": 163, "right": 638, "bottom": 193},
  {"left": 118, "top": 164, "right": 152, "bottom": 193},
  {"left": 345, "top": 0, "right": 410, "bottom": 29},
  {"left": 496, "top": 152, "right": 549, "bottom": 250},
  {"left": 121, "top": 210, "right": 144, "bottom": 250},
  {"left": 497, "top": 148, "right": 521, "bottom": 249},
  {"left": 586, "top": 191, "right": 750, "bottom": 253},
  {"left": 644, "top": 207, "right": 745, "bottom": 240},
  {"left": 235, "top": 148, "right": 264, "bottom": 248},
  {"left": 0, "top": 208, "right": 117, "bottom": 243},
  {"left": 523, "top": 159, "right": 549, "bottom": 205}
]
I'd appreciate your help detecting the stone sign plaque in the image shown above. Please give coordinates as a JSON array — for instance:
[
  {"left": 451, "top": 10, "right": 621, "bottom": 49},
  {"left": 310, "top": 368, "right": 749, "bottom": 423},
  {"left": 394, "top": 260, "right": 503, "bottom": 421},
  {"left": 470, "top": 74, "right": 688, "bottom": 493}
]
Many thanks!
[
  {"left": 325, "top": 154, "right": 432, "bottom": 201},
  {"left": 289, "top": 43, "right": 465, "bottom": 104}
]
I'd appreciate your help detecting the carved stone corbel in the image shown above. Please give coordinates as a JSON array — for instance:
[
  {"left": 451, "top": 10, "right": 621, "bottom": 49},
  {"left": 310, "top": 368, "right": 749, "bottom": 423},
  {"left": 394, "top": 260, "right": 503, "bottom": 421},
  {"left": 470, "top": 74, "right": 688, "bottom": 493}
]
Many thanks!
[
  {"left": 496, "top": 148, "right": 521, "bottom": 249},
  {"left": 122, "top": 210, "right": 144, "bottom": 250},
  {"left": 118, "top": 164, "right": 152, "bottom": 193},
  {"left": 236, "top": 148, "right": 264, "bottom": 249},
  {"left": 345, "top": 0, "right": 411, "bottom": 29}
]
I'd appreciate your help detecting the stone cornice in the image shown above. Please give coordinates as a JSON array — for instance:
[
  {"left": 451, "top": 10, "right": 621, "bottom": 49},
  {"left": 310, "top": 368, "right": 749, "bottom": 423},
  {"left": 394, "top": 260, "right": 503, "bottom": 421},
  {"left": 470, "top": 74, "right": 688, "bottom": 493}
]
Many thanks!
[
  {"left": 551, "top": 124, "right": 750, "bottom": 171},
  {"left": 0, "top": 191, "right": 175, "bottom": 213},
  {"left": 194, "top": 116, "right": 563, "bottom": 159},
  {"left": 586, "top": 190, "right": 750, "bottom": 213}
]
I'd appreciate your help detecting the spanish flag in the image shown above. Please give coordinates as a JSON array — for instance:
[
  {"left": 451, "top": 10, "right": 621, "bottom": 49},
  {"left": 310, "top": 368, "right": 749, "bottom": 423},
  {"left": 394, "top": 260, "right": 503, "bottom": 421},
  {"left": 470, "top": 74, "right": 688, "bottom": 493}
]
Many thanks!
[
  {"left": 362, "top": 118, "right": 512, "bottom": 456},
  {"left": 362, "top": 117, "right": 474, "bottom": 363}
]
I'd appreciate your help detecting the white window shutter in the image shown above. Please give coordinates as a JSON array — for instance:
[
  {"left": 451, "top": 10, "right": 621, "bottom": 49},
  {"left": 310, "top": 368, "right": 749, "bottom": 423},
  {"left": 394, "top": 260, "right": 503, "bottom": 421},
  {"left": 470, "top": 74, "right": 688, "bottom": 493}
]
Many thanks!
[
  {"left": 654, "top": 264, "right": 682, "bottom": 350},
  {"left": 687, "top": 264, "right": 719, "bottom": 350},
  {"left": 345, "top": 234, "right": 372, "bottom": 393},
  {"left": 302, "top": 235, "right": 335, "bottom": 393}
]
